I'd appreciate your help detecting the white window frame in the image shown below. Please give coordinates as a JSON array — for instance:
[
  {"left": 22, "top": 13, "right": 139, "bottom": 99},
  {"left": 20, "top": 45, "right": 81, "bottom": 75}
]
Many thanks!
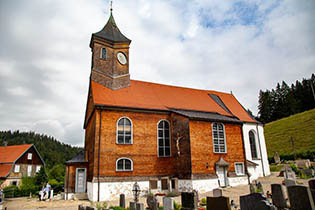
[
  {"left": 157, "top": 119, "right": 171, "bottom": 157},
  {"left": 116, "top": 157, "right": 133, "bottom": 172},
  {"left": 27, "top": 165, "right": 32, "bottom": 176},
  {"left": 249, "top": 130, "right": 259, "bottom": 159},
  {"left": 234, "top": 162, "right": 245, "bottom": 175},
  {"left": 212, "top": 122, "right": 227, "bottom": 153},
  {"left": 27, "top": 153, "right": 32, "bottom": 160},
  {"left": 116, "top": 117, "right": 133, "bottom": 144},
  {"left": 14, "top": 165, "right": 20, "bottom": 173},
  {"left": 100, "top": 47, "right": 107, "bottom": 60},
  {"left": 36, "top": 165, "right": 41, "bottom": 173}
]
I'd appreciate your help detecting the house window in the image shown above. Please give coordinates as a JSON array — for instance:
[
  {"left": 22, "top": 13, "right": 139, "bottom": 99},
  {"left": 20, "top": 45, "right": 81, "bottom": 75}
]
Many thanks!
[
  {"left": 116, "top": 158, "right": 133, "bottom": 171},
  {"left": 100, "top": 47, "right": 107, "bottom": 60},
  {"left": 235, "top": 162, "right": 245, "bottom": 175},
  {"left": 157, "top": 120, "right": 171, "bottom": 157},
  {"left": 11, "top": 181, "right": 18, "bottom": 186},
  {"left": 117, "top": 117, "right": 132, "bottom": 144},
  {"left": 212, "top": 123, "right": 226, "bottom": 153},
  {"left": 249, "top": 131, "right": 258, "bottom": 159},
  {"left": 14, "top": 165, "right": 20, "bottom": 173},
  {"left": 27, "top": 153, "right": 32, "bottom": 160},
  {"left": 27, "top": 165, "right": 32, "bottom": 176},
  {"left": 36, "top": 166, "right": 41, "bottom": 173},
  {"left": 161, "top": 178, "right": 169, "bottom": 190}
]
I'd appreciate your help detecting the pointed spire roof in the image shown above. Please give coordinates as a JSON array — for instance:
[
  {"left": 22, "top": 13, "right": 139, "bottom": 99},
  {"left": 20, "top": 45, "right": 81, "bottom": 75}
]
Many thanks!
[{"left": 91, "top": 10, "right": 131, "bottom": 45}]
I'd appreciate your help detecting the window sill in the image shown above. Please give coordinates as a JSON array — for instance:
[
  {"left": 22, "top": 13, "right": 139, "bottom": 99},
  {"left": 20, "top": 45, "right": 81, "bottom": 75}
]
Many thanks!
[
  {"left": 252, "top": 158, "right": 261, "bottom": 160},
  {"left": 116, "top": 143, "right": 133, "bottom": 145}
]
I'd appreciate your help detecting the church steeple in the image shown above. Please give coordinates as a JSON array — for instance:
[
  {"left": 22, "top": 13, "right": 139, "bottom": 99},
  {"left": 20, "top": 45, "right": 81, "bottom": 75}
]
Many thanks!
[{"left": 90, "top": 9, "right": 131, "bottom": 90}]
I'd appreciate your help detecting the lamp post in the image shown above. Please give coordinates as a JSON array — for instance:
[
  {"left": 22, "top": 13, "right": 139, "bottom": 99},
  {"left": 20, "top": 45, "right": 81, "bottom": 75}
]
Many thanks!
[{"left": 132, "top": 182, "right": 140, "bottom": 203}]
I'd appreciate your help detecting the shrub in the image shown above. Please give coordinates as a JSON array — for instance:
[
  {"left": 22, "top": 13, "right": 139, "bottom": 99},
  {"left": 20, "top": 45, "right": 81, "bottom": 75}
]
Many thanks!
[
  {"left": 109, "top": 206, "right": 125, "bottom": 210},
  {"left": 3, "top": 185, "right": 20, "bottom": 198},
  {"left": 19, "top": 177, "right": 38, "bottom": 196},
  {"left": 270, "top": 164, "right": 283, "bottom": 172},
  {"left": 289, "top": 164, "right": 300, "bottom": 175},
  {"left": 174, "top": 201, "right": 182, "bottom": 210},
  {"left": 201, "top": 197, "right": 207, "bottom": 205},
  {"left": 166, "top": 191, "right": 180, "bottom": 197}
]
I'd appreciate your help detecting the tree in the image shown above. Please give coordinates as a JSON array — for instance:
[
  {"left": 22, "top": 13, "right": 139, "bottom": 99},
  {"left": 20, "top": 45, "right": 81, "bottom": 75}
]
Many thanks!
[{"left": 35, "top": 166, "right": 48, "bottom": 187}]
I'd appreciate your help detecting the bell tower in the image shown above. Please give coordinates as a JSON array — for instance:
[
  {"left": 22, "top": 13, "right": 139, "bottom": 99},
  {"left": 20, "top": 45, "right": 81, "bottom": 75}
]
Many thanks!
[{"left": 90, "top": 8, "right": 131, "bottom": 90}]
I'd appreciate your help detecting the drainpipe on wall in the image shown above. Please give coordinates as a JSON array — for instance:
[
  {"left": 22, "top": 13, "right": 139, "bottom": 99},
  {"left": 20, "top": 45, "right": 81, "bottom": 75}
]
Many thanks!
[
  {"left": 256, "top": 124, "right": 265, "bottom": 177},
  {"left": 241, "top": 124, "right": 250, "bottom": 184},
  {"left": 98, "top": 110, "right": 102, "bottom": 202}
]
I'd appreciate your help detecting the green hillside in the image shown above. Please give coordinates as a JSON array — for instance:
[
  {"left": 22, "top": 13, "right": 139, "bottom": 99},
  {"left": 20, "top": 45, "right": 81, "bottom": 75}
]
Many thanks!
[{"left": 264, "top": 109, "right": 315, "bottom": 158}]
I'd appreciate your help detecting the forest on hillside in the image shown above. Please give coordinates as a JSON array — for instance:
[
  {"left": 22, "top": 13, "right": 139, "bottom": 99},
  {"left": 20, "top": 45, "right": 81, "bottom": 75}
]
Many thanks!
[
  {"left": 0, "top": 130, "right": 82, "bottom": 168},
  {"left": 257, "top": 74, "right": 315, "bottom": 124}
]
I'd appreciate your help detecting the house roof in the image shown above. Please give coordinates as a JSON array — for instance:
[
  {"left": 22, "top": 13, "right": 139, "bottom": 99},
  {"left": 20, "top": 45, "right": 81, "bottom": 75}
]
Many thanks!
[
  {"left": 91, "top": 80, "right": 257, "bottom": 123},
  {"left": 0, "top": 144, "right": 33, "bottom": 164},
  {"left": 65, "top": 150, "right": 87, "bottom": 164},
  {"left": 0, "top": 164, "right": 13, "bottom": 178},
  {"left": 91, "top": 11, "right": 131, "bottom": 45}
]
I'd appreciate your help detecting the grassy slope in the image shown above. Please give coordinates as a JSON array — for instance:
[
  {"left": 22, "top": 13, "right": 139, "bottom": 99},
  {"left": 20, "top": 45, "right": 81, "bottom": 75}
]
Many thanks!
[{"left": 264, "top": 109, "right": 315, "bottom": 157}]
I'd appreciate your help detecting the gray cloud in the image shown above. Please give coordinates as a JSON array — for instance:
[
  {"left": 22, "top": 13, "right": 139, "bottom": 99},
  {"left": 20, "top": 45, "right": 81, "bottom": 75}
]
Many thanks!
[{"left": 0, "top": 0, "right": 314, "bottom": 146}]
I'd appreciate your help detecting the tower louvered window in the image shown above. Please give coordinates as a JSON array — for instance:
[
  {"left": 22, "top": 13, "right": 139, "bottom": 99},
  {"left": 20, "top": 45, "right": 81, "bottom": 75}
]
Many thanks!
[{"left": 212, "top": 123, "right": 226, "bottom": 153}]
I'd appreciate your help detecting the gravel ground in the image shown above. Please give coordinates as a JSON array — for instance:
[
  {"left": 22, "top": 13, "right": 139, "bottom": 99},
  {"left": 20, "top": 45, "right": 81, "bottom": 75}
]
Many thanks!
[{"left": 2, "top": 172, "right": 312, "bottom": 210}]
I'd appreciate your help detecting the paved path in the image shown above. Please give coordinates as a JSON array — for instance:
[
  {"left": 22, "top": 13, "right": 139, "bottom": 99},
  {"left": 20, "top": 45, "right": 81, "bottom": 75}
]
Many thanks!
[{"left": 2, "top": 172, "right": 312, "bottom": 210}]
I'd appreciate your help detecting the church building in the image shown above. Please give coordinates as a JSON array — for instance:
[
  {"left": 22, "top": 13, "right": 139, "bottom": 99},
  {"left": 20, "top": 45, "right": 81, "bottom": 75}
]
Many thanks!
[{"left": 65, "top": 9, "right": 270, "bottom": 201}]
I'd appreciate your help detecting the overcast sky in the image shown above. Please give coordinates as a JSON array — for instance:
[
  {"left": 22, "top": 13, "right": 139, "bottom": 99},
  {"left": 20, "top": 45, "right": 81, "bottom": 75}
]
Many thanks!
[{"left": 0, "top": 0, "right": 314, "bottom": 146}]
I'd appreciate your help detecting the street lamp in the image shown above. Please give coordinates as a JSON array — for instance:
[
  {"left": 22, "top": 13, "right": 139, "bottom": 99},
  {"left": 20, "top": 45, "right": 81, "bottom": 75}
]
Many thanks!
[{"left": 132, "top": 182, "right": 140, "bottom": 203}]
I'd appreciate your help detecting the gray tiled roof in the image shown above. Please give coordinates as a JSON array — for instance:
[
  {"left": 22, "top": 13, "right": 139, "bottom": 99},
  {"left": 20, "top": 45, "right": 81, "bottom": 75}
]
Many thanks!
[
  {"left": 92, "top": 12, "right": 131, "bottom": 44},
  {"left": 170, "top": 109, "right": 242, "bottom": 124},
  {"left": 65, "top": 150, "right": 87, "bottom": 164}
]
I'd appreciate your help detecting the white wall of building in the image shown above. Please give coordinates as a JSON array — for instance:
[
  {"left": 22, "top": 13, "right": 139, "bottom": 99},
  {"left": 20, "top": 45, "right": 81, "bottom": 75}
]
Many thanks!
[{"left": 242, "top": 123, "right": 270, "bottom": 181}]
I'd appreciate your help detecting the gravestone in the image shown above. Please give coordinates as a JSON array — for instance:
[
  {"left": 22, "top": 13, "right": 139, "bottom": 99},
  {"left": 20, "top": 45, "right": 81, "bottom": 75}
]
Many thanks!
[
  {"left": 137, "top": 203, "right": 144, "bottom": 210},
  {"left": 130, "top": 201, "right": 136, "bottom": 210},
  {"left": 302, "top": 168, "right": 315, "bottom": 177},
  {"left": 193, "top": 190, "right": 199, "bottom": 208},
  {"left": 181, "top": 192, "right": 196, "bottom": 210},
  {"left": 274, "top": 152, "right": 280, "bottom": 164},
  {"left": 146, "top": 195, "right": 158, "bottom": 210},
  {"left": 271, "top": 184, "right": 287, "bottom": 209},
  {"left": 206, "top": 196, "right": 231, "bottom": 210},
  {"left": 240, "top": 193, "right": 277, "bottom": 210},
  {"left": 163, "top": 197, "right": 174, "bottom": 210},
  {"left": 78, "top": 205, "right": 85, "bottom": 210},
  {"left": 295, "top": 159, "right": 311, "bottom": 168},
  {"left": 311, "top": 189, "right": 315, "bottom": 207},
  {"left": 249, "top": 184, "right": 255, "bottom": 194},
  {"left": 287, "top": 185, "right": 314, "bottom": 210},
  {"left": 309, "top": 179, "right": 315, "bottom": 190},
  {"left": 86, "top": 206, "right": 97, "bottom": 210},
  {"left": 213, "top": 188, "right": 223, "bottom": 197},
  {"left": 284, "top": 179, "right": 296, "bottom": 187},
  {"left": 120, "top": 194, "right": 126, "bottom": 209},
  {"left": 285, "top": 170, "right": 296, "bottom": 181}
]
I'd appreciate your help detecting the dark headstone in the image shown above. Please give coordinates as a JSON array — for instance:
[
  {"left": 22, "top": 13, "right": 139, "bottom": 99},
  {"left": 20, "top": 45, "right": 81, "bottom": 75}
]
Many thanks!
[
  {"left": 86, "top": 206, "right": 97, "bottom": 210},
  {"left": 311, "top": 189, "right": 315, "bottom": 206},
  {"left": 271, "top": 184, "right": 287, "bottom": 209},
  {"left": 136, "top": 203, "right": 144, "bottom": 210},
  {"left": 181, "top": 192, "right": 196, "bottom": 210},
  {"left": 78, "top": 205, "right": 85, "bottom": 210},
  {"left": 302, "top": 169, "right": 315, "bottom": 177},
  {"left": 287, "top": 185, "right": 314, "bottom": 210},
  {"left": 206, "top": 196, "right": 231, "bottom": 210},
  {"left": 120, "top": 194, "right": 126, "bottom": 209},
  {"left": 130, "top": 202, "right": 136, "bottom": 210},
  {"left": 240, "top": 193, "right": 276, "bottom": 210},
  {"left": 146, "top": 195, "right": 158, "bottom": 210},
  {"left": 309, "top": 179, "right": 315, "bottom": 190}
]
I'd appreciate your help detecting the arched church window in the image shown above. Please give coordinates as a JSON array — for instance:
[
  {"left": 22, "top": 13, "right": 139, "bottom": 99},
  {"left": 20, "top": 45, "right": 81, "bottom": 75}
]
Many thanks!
[
  {"left": 249, "top": 131, "right": 258, "bottom": 159},
  {"left": 116, "top": 158, "right": 133, "bottom": 171},
  {"left": 157, "top": 120, "right": 171, "bottom": 157},
  {"left": 117, "top": 117, "right": 132, "bottom": 144},
  {"left": 212, "top": 123, "right": 226, "bottom": 153}
]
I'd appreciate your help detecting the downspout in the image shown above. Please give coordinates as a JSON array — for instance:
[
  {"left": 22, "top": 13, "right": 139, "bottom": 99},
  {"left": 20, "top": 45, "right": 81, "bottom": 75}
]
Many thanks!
[
  {"left": 66, "top": 165, "right": 69, "bottom": 200},
  {"left": 98, "top": 110, "right": 102, "bottom": 202},
  {"left": 241, "top": 124, "right": 250, "bottom": 184},
  {"left": 256, "top": 124, "right": 265, "bottom": 177}
]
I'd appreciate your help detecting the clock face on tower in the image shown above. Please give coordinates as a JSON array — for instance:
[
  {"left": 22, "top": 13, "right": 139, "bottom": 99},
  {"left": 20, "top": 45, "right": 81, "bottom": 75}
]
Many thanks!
[{"left": 117, "top": 52, "right": 127, "bottom": 65}]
